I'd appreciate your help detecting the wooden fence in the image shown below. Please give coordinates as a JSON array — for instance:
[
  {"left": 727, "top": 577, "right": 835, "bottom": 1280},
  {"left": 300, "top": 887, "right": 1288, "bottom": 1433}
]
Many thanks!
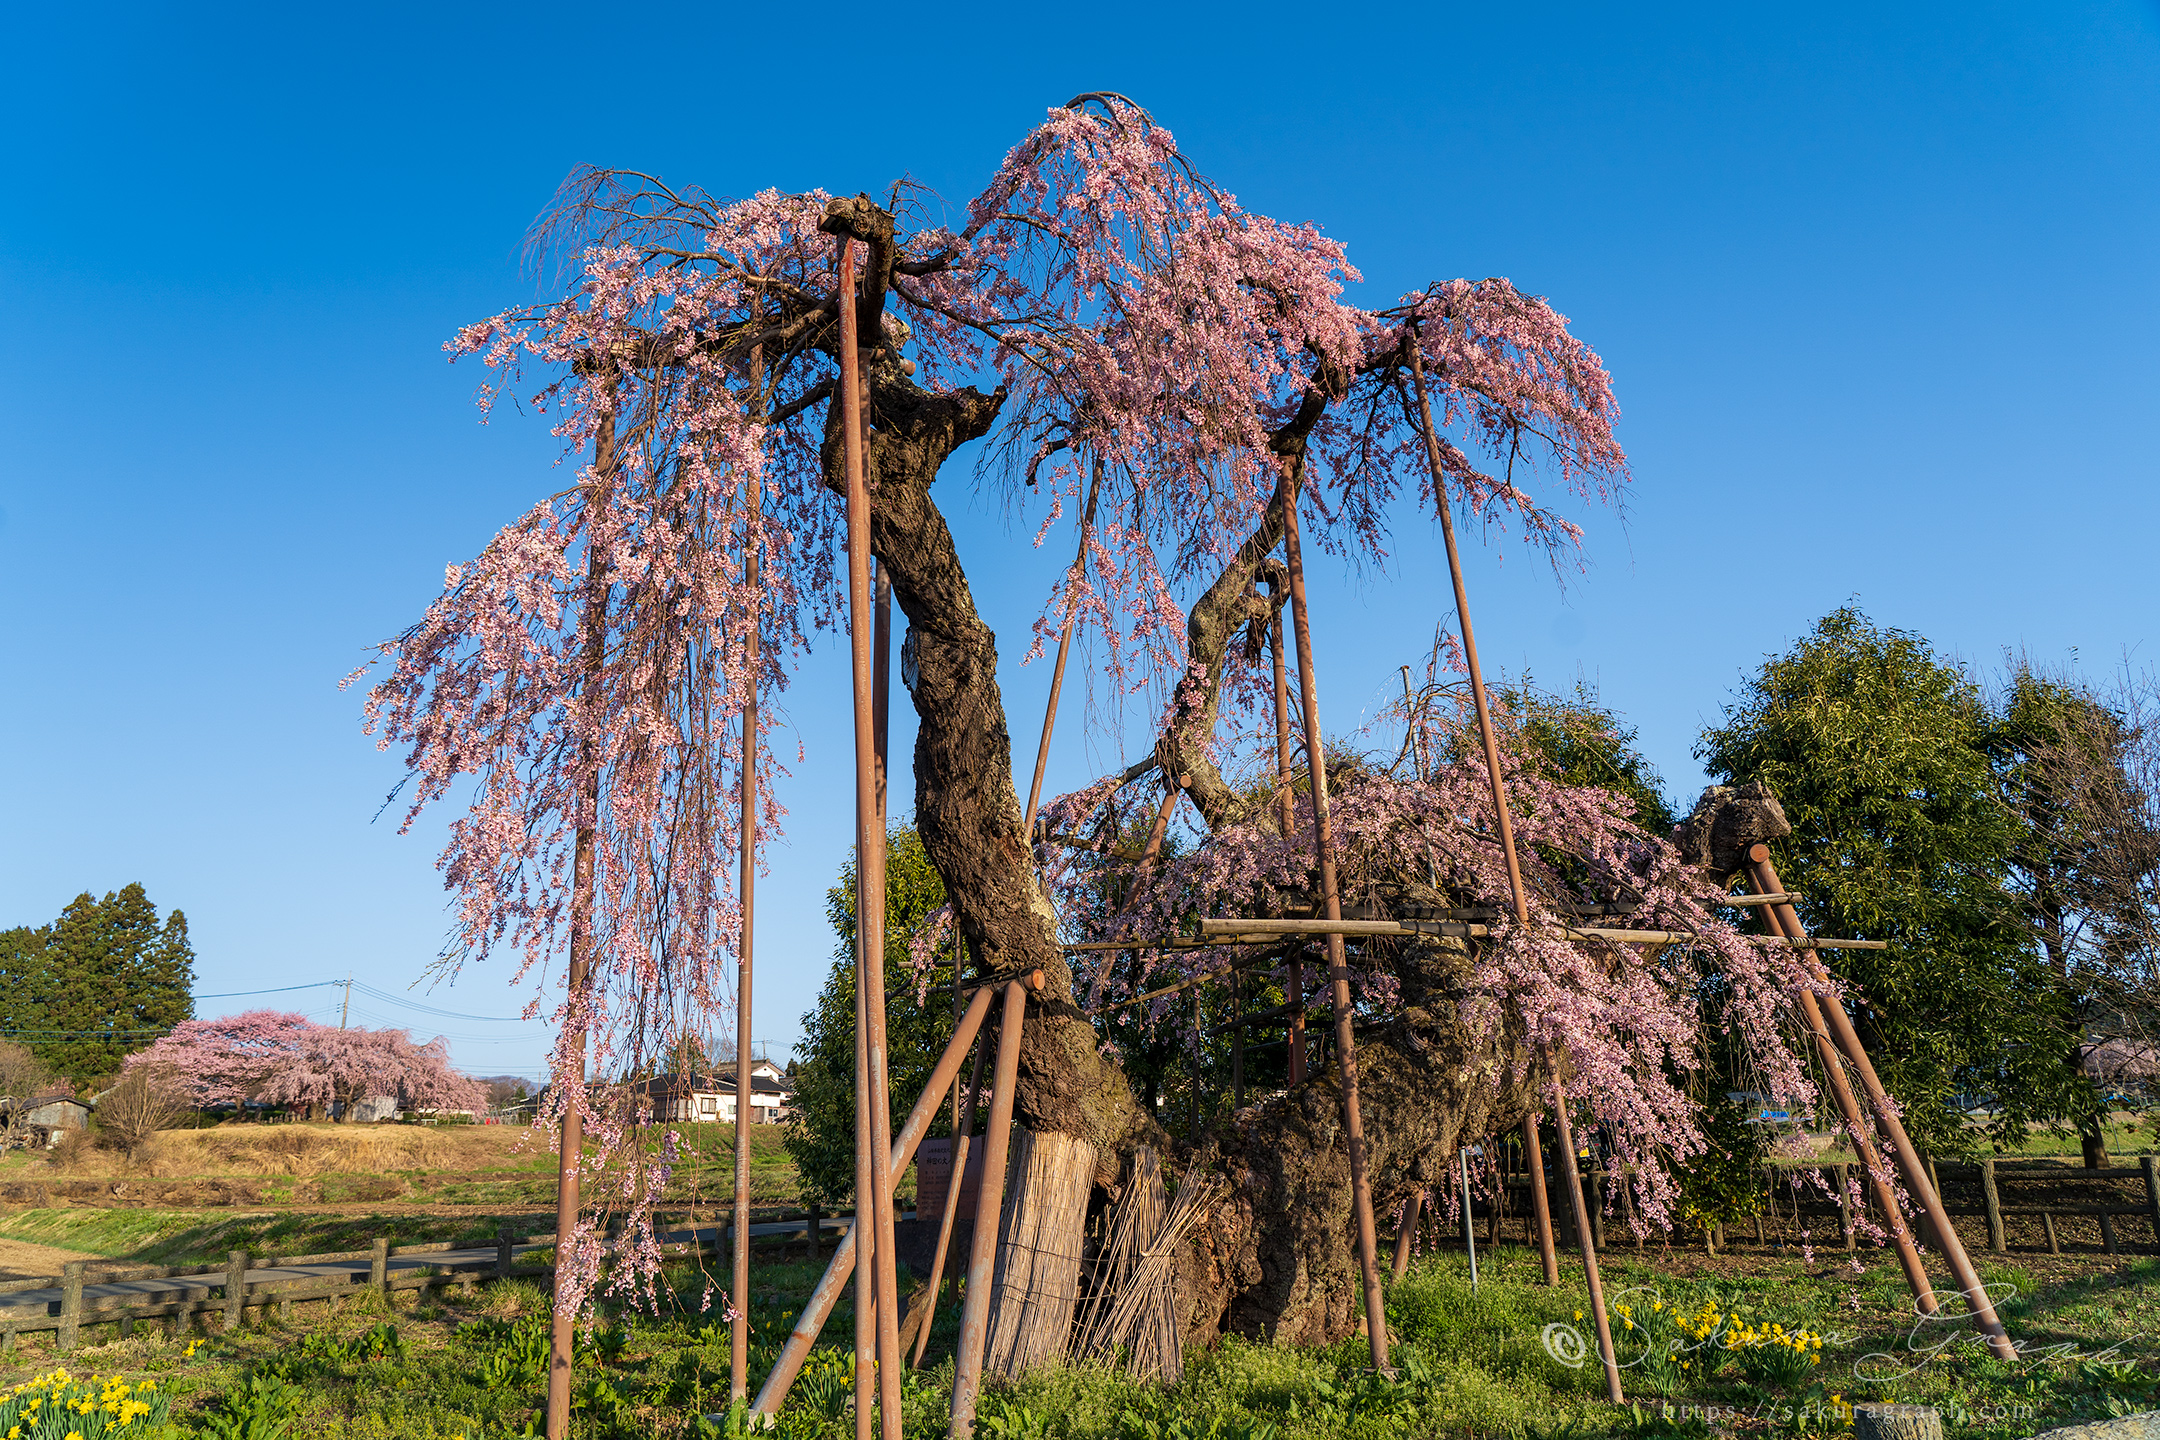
[
  {"left": 1484, "top": 1153, "right": 2160, "bottom": 1257},
  {"left": 0, "top": 1206, "right": 856, "bottom": 1355}
]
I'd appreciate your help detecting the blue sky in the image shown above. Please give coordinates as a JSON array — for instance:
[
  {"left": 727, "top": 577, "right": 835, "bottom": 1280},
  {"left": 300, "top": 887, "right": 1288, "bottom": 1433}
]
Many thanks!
[{"left": 4, "top": 2, "right": 2156, "bottom": 1080}]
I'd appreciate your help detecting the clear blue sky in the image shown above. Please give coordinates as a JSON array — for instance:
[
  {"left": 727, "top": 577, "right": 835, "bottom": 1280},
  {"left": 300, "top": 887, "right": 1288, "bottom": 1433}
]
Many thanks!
[{"left": 4, "top": 2, "right": 2155, "bottom": 1080}]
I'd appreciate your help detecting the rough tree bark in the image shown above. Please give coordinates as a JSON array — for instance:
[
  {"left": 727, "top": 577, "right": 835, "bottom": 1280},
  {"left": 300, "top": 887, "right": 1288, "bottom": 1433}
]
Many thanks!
[{"left": 818, "top": 197, "right": 1541, "bottom": 1352}]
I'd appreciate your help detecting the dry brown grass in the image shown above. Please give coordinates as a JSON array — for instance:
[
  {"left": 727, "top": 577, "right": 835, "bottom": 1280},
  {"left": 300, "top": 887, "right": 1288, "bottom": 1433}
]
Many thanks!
[{"left": 52, "top": 1123, "right": 539, "bottom": 1179}]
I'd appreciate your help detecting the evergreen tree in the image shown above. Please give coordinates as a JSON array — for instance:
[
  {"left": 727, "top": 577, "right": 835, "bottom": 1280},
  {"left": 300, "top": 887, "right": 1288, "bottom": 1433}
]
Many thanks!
[
  {"left": 784, "top": 825, "right": 964, "bottom": 1208},
  {"left": 8, "top": 885, "right": 195, "bottom": 1086},
  {"left": 1698, "top": 608, "right": 2077, "bottom": 1155}
]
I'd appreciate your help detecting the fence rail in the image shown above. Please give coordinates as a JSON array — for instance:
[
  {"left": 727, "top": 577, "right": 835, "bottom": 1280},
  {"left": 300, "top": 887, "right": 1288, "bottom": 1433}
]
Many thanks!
[
  {"left": 1484, "top": 1152, "right": 2160, "bottom": 1257},
  {"left": 0, "top": 1207, "right": 876, "bottom": 1354}
]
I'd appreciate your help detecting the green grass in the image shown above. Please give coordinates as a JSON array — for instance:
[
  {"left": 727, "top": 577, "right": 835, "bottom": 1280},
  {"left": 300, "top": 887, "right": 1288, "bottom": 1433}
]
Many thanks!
[{"left": 8, "top": 1239, "right": 2156, "bottom": 1438}]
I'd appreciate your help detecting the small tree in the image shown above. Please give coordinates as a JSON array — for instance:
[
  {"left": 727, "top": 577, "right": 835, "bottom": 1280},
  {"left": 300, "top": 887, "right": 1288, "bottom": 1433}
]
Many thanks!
[{"left": 98, "top": 1065, "right": 186, "bottom": 1159}]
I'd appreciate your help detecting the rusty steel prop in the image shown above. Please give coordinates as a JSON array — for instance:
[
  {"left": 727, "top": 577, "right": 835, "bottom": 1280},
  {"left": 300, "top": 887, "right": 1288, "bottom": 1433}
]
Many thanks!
[
  {"left": 950, "top": 980, "right": 1030, "bottom": 1437},
  {"left": 1407, "top": 339, "right": 1617, "bottom": 1399},
  {"left": 547, "top": 385, "right": 617, "bottom": 1440},
  {"left": 752, "top": 983, "right": 999, "bottom": 1418},
  {"left": 1268, "top": 598, "right": 1307, "bottom": 1087},
  {"left": 915, "top": 976, "right": 989, "bottom": 1368},
  {"left": 1021, "top": 457, "right": 1105, "bottom": 849},
  {"left": 1280, "top": 466, "right": 1390, "bottom": 1370},
  {"left": 836, "top": 234, "right": 904, "bottom": 1440},
  {"left": 731, "top": 340, "right": 764, "bottom": 1401},
  {"left": 1746, "top": 845, "right": 2015, "bottom": 1360}
]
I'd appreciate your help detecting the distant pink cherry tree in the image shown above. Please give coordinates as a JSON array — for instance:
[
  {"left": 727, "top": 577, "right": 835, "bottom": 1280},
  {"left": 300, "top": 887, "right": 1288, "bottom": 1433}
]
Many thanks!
[
  {"left": 358, "top": 94, "right": 1822, "bottom": 1344},
  {"left": 129, "top": 1012, "right": 485, "bottom": 1120}
]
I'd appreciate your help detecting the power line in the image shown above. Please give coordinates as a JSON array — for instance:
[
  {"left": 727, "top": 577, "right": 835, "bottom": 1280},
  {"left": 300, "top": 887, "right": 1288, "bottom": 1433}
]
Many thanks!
[{"left": 191, "top": 982, "right": 339, "bottom": 1000}]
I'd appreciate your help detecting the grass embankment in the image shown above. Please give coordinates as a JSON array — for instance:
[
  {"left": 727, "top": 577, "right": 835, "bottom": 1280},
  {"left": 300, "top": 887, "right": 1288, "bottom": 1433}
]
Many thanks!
[
  {"left": 6, "top": 1242, "right": 2156, "bottom": 1438},
  {"left": 0, "top": 1119, "right": 808, "bottom": 1214}
]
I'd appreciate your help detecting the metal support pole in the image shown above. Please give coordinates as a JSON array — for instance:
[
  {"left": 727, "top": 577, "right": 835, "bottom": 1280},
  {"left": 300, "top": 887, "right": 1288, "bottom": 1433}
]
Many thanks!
[
  {"left": 1523, "top": 1117, "right": 1559, "bottom": 1284},
  {"left": 1746, "top": 869, "right": 1938, "bottom": 1313},
  {"left": 951, "top": 981, "right": 1029, "bottom": 1438},
  {"left": 1280, "top": 462, "right": 1389, "bottom": 1370},
  {"left": 915, "top": 993, "right": 988, "bottom": 1368},
  {"left": 1391, "top": 1190, "right": 1423, "bottom": 1282},
  {"left": 732, "top": 338, "right": 764, "bottom": 1402},
  {"left": 1408, "top": 337, "right": 1613, "bottom": 1379},
  {"left": 1746, "top": 844, "right": 2014, "bottom": 1360},
  {"left": 1021, "top": 459, "right": 1103, "bottom": 847},
  {"left": 754, "top": 984, "right": 996, "bottom": 1418},
  {"left": 1460, "top": 1149, "right": 1479, "bottom": 1293},
  {"left": 1269, "top": 596, "right": 1305, "bottom": 1088},
  {"left": 547, "top": 386, "right": 617, "bottom": 1440},
  {"left": 1550, "top": 1093, "right": 1623, "bottom": 1401}
]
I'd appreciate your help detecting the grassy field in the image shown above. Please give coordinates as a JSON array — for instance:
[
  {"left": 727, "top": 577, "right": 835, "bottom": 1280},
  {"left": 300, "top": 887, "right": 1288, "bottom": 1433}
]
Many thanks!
[
  {"left": 3, "top": 1238, "right": 2155, "bottom": 1438},
  {"left": 0, "top": 1121, "right": 2152, "bottom": 1435}
]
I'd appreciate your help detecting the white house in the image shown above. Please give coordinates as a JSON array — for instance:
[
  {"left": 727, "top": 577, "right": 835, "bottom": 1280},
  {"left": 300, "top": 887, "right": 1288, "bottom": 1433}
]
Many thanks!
[{"left": 640, "top": 1060, "right": 794, "bottom": 1125}]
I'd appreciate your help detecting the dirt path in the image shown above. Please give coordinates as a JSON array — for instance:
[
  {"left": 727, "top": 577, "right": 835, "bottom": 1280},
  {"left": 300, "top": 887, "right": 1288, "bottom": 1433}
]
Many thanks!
[{"left": 0, "top": 1238, "right": 99, "bottom": 1279}]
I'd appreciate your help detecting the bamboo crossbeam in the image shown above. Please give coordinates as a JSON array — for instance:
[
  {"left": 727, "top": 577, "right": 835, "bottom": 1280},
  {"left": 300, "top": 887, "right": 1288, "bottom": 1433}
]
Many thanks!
[{"left": 1195, "top": 917, "right": 1885, "bottom": 949}]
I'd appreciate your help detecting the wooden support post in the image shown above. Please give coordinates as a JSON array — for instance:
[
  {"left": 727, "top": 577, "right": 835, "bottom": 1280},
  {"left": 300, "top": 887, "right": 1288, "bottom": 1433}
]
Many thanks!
[
  {"left": 2099, "top": 1209, "right": 2118, "bottom": 1255},
  {"left": 1748, "top": 845, "right": 2012, "bottom": 1360},
  {"left": 1391, "top": 1190, "right": 1423, "bottom": 1282},
  {"left": 2043, "top": 1211, "right": 2060, "bottom": 1255},
  {"left": 951, "top": 980, "right": 1028, "bottom": 1439},
  {"left": 1982, "top": 1158, "right": 2005, "bottom": 1253},
  {"left": 60, "top": 1261, "right": 83, "bottom": 1351},
  {"left": 1523, "top": 1116, "right": 1559, "bottom": 1285},
  {"left": 808, "top": 1204, "right": 822, "bottom": 1262},
  {"left": 834, "top": 223, "right": 903, "bottom": 1440},
  {"left": 224, "top": 1251, "right": 246, "bottom": 1333},
  {"left": 2143, "top": 1156, "right": 2160, "bottom": 1242},
  {"left": 498, "top": 1223, "right": 516, "bottom": 1282},
  {"left": 1280, "top": 466, "right": 1388, "bottom": 1371},
  {"left": 370, "top": 1237, "right": 388, "bottom": 1293}
]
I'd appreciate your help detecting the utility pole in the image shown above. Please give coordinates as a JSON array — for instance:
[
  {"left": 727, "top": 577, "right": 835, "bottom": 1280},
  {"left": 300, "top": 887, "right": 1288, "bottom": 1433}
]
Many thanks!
[{"left": 340, "top": 975, "right": 352, "bottom": 1029}]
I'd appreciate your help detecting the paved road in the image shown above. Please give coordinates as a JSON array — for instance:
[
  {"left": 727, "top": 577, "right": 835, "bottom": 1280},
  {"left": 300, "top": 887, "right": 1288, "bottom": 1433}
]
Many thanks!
[{"left": 0, "top": 1215, "right": 864, "bottom": 1321}]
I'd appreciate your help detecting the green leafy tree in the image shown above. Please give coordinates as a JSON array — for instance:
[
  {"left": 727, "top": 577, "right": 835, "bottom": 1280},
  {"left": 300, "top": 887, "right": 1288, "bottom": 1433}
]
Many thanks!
[
  {"left": 1498, "top": 677, "right": 1676, "bottom": 834},
  {"left": 2, "top": 885, "right": 195, "bottom": 1086},
  {"left": 1698, "top": 608, "right": 2076, "bottom": 1155},
  {"left": 785, "top": 825, "right": 967, "bottom": 1208},
  {"left": 1992, "top": 661, "right": 2160, "bottom": 1162}
]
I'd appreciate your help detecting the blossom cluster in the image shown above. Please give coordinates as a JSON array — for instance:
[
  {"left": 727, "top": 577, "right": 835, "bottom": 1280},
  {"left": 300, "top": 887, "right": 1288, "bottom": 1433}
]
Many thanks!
[{"left": 0, "top": 1371, "right": 166, "bottom": 1439}]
